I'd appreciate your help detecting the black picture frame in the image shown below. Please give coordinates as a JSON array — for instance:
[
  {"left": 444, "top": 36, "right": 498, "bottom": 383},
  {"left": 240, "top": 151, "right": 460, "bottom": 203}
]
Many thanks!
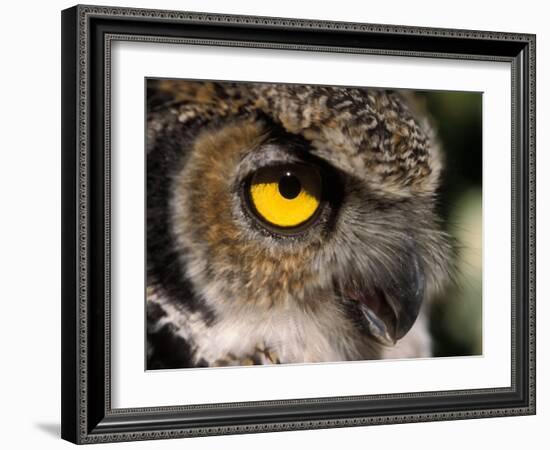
[{"left": 61, "top": 4, "right": 536, "bottom": 444}]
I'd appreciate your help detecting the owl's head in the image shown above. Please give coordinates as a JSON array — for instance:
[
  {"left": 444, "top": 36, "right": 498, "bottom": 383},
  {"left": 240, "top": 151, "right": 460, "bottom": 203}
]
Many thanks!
[{"left": 147, "top": 80, "right": 451, "bottom": 352}]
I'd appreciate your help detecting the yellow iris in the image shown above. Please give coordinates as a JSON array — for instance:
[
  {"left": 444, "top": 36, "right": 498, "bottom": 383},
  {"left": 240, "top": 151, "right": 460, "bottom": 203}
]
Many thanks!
[{"left": 248, "top": 165, "right": 322, "bottom": 228}]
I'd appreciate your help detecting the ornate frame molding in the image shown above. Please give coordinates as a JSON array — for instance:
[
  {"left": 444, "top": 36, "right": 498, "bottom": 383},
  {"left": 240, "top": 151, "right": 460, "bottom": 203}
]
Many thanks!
[{"left": 61, "top": 4, "right": 536, "bottom": 444}]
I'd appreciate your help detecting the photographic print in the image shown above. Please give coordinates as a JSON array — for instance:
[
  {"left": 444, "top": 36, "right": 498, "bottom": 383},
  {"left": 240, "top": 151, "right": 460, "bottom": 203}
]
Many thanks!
[{"left": 146, "top": 79, "right": 482, "bottom": 370}]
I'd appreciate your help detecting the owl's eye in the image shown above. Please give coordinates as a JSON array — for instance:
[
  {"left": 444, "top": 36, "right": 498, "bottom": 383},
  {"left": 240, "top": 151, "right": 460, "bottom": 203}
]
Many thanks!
[{"left": 247, "top": 164, "right": 322, "bottom": 229}]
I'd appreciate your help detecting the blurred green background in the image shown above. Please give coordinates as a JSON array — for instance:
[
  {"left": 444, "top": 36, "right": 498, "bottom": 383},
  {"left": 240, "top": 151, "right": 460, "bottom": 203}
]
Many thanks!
[{"left": 414, "top": 90, "right": 483, "bottom": 357}]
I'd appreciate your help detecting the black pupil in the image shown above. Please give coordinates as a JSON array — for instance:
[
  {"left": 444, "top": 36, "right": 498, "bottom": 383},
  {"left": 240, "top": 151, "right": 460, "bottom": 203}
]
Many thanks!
[{"left": 278, "top": 173, "right": 302, "bottom": 199}]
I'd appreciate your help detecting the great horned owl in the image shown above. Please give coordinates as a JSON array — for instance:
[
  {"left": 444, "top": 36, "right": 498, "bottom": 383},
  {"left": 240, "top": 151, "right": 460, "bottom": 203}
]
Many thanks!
[{"left": 146, "top": 80, "right": 451, "bottom": 369}]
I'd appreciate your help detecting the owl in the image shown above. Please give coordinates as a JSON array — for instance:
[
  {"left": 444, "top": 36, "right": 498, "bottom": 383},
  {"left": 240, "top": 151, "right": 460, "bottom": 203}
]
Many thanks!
[{"left": 146, "top": 80, "right": 452, "bottom": 369}]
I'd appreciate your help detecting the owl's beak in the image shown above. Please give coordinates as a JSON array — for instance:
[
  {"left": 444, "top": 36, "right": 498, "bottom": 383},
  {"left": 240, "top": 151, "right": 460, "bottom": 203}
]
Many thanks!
[{"left": 345, "top": 251, "right": 425, "bottom": 345}]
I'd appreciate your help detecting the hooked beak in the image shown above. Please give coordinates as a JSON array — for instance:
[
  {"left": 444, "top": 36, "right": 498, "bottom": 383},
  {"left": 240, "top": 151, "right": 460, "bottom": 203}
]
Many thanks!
[{"left": 342, "top": 251, "right": 425, "bottom": 345}]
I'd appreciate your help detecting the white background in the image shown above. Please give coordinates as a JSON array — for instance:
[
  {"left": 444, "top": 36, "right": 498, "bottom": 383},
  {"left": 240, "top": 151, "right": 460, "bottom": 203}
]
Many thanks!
[{"left": 0, "top": 0, "right": 546, "bottom": 449}]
